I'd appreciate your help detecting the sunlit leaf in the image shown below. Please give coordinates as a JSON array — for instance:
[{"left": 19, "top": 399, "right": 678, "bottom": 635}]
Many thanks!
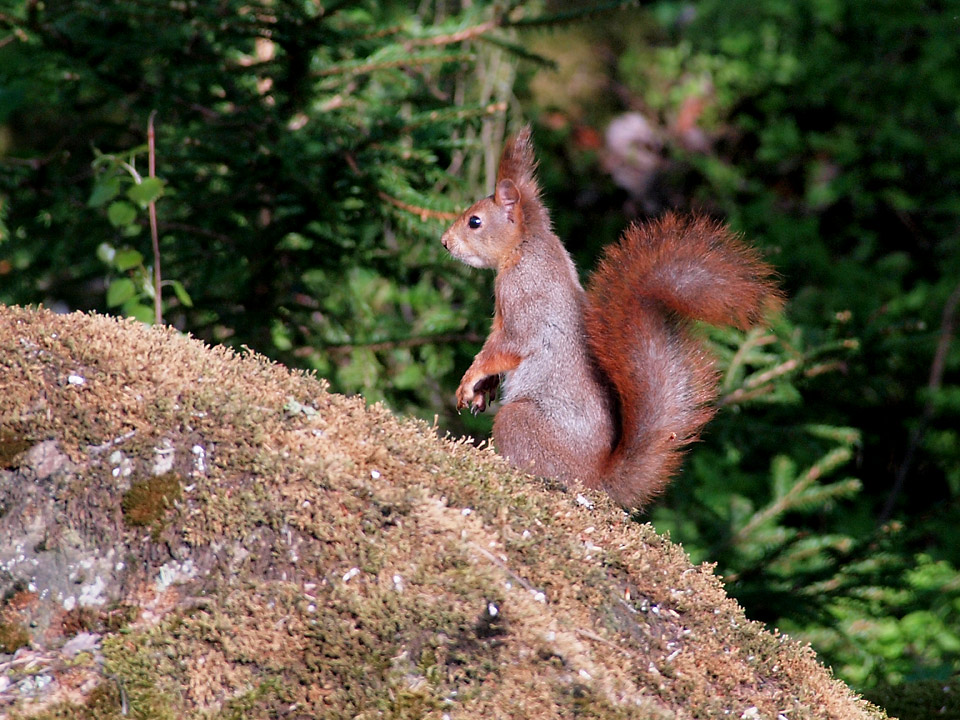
[
  {"left": 107, "top": 201, "right": 137, "bottom": 228},
  {"left": 127, "top": 177, "right": 165, "bottom": 207},
  {"left": 106, "top": 278, "right": 136, "bottom": 307}
]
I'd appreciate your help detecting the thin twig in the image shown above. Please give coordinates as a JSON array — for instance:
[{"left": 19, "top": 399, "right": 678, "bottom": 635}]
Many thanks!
[
  {"left": 105, "top": 673, "right": 129, "bottom": 715},
  {"left": 147, "top": 111, "right": 162, "bottom": 325},
  {"left": 574, "top": 627, "right": 637, "bottom": 659},
  {"left": 377, "top": 191, "right": 460, "bottom": 222},
  {"left": 405, "top": 20, "right": 498, "bottom": 48},
  {"left": 469, "top": 542, "right": 544, "bottom": 597},
  {"left": 88, "top": 429, "right": 138, "bottom": 454},
  {"left": 314, "top": 52, "right": 471, "bottom": 78}
]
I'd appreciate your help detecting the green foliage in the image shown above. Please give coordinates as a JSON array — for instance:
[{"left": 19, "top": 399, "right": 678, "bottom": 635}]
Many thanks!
[
  {"left": 520, "top": 0, "right": 960, "bottom": 701},
  {"left": 647, "top": 317, "right": 960, "bottom": 697},
  {"left": 0, "top": 0, "right": 539, "bottom": 424},
  {"left": 813, "top": 553, "right": 960, "bottom": 687},
  {"left": 0, "top": 0, "right": 636, "bottom": 426},
  {"left": 87, "top": 145, "right": 191, "bottom": 323},
  {"left": 868, "top": 676, "right": 960, "bottom": 720}
]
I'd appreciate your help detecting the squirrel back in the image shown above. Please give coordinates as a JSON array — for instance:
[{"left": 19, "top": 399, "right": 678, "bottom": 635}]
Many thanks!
[
  {"left": 584, "top": 215, "right": 782, "bottom": 507},
  {"left": 441, "top": 126, "right": 782, "bottom": 510}
]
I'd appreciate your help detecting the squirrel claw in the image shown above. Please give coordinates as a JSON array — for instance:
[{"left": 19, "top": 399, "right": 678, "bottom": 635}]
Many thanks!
[{"left": 470, "top": 395, "right": 486, "bottom": 416}]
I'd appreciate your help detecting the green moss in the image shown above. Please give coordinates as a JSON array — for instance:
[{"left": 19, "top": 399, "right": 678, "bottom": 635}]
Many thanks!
[
  {"left": 102, "top": 604, "right": 141, "bottom": 632},
  {"left": 0, "top": 430, "right": 32, "bottom": 469},
  {"left": 0, "top": 619, "right": 29, "bottom": 653},
  {"left": 20, "top": 681, "right": 130, "bottom": 720},
  {"left": 80, "top": 682, "right": 126, "bottom": 720},
  {"left": 213, "top": 678, "right": 285, "bottom": 720},
  {"left": 99, "top": 632, "right": 181, "bottom": 719},
  {"left": 121, "top": 472, "right": 182, "bottom": 530}
]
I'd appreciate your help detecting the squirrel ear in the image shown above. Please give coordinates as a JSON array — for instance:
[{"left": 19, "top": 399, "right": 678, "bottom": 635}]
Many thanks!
[
  {"left": 495, "top": 179, "right": 521, "bottom": 221},
  {"left": 495, "top": 126, "right": 540, "bottom": 220}
]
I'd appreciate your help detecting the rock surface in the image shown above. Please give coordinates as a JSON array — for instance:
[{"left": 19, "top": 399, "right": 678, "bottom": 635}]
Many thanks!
[{"left": 0, "top": 306, "right": 886, "bottom": 719}]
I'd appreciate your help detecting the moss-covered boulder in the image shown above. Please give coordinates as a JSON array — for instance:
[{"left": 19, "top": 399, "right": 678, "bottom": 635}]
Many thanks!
[{"left": 0, "top": 306, "right": 886, "bottom": 719}]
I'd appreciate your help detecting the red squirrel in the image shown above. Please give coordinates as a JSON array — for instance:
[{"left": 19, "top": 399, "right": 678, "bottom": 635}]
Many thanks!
[{"left": 440, "top": 126, "right": 782, "bottom": 510}]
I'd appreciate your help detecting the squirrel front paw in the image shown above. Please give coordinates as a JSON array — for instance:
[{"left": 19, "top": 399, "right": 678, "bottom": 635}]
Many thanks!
[
  {"left": 457, "top": 373, "right": 500, "bottom": 415},
  {"left": 455, "top": 376, "right": 476, "bottom": 411}
]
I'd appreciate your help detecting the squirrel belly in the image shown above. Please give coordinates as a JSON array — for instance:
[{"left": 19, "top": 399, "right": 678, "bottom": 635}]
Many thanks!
[
  {"left": 489, "top": 240, "right": 616, "bottom": 487},
  {"left": 440, "top": 126, "right": 781, "bottom": 510}
]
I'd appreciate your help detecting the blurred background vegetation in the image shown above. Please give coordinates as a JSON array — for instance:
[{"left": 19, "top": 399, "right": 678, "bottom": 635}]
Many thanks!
[{"left": 1, "top": 0, "right": 958, "bottom": 715}]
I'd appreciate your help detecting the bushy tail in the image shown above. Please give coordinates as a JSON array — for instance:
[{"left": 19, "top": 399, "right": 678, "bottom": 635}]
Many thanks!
[{"left": 584, "top": 213, "right": 782, "bottom": 509}]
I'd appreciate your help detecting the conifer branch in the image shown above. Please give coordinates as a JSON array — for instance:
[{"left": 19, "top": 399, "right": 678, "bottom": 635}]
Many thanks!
[
  {"left": 407, "top": 20, "right": 498, "bottom": 47},
  {"left": 477, "top": 34, "right": 556, "bottom": 68},
  {"left": 722, "top": 328, "right": 777, "bottom": 393},
  {"left": 358, "top": 24, "right": 404, "bottom": 40},
  {"left": 377, "top": 191, "right": 459, "bottom": 222},
  {"left": 719, "top": 335, "right": 859, "bottom": 407},
  {"left": 719, "top": 357, "right": 800, "bottom": 406},
  {"left": 727, "top": 446, "right": 854, "bottom": 549},
  {"left": 401, "top": 101, "right": 508, "bottom": 132}
]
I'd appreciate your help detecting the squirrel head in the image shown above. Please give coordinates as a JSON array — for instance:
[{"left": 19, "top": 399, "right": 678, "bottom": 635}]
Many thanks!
[{"left": 441, "top": 125, "right": 547, "bottom": 270}]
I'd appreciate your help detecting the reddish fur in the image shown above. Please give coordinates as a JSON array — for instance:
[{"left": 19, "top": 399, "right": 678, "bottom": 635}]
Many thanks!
[
  {"left": 468, "top": 347, "right": 522, "bottom": 377},
  {"left": 497, "top": 126, "right": 539, "bottom": 202},
  {"left": 456, "top": 340, "right": 521, "bottom": 410}
]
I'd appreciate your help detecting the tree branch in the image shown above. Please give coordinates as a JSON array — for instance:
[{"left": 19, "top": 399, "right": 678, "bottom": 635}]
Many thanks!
[
  {"left": 377, "top": 191, "right": 460, "bottom": 222},
  {"left": 406, "top": 20, "right": 498, "bottom": 48}
]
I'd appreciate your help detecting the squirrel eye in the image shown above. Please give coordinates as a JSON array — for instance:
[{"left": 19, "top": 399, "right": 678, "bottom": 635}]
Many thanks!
[{"left": 468, "top": 215, "right": 482, "bottom": 229}]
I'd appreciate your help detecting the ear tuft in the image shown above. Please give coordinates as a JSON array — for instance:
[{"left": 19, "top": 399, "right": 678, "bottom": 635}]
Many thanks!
[
  {"left": 495, "top": 125, "right": 549, "bottom": 232},
  {"left": 496, "top": 125, "right": 538, "bottom": 194}
]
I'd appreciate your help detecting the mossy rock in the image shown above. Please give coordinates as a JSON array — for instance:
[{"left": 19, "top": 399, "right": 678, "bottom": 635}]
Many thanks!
[{"left": 0, "top": 306, "right": 887, "bottom": 719}]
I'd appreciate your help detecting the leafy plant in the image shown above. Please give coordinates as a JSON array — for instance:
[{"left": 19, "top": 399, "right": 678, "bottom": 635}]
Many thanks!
[{"left": 88, "top": 140, "right": 192, "bottom": 324}]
